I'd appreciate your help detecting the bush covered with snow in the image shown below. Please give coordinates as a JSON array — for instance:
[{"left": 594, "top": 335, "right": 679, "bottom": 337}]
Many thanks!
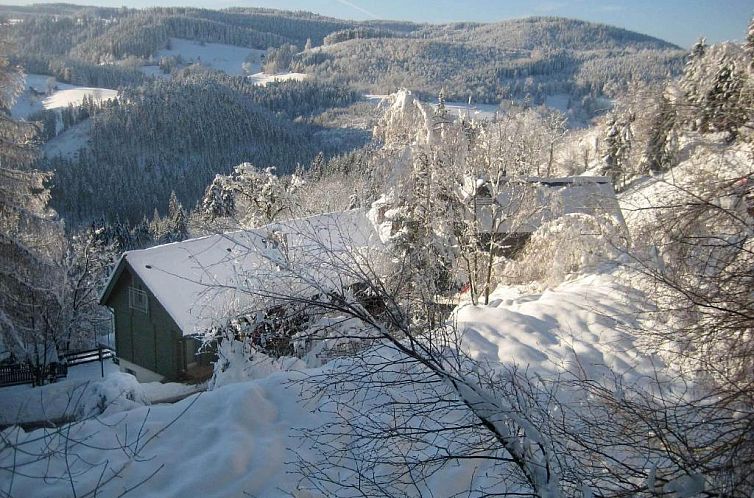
[
  {"left": 294, "top": 315, "right": 378, "bottom": 368},
  {"left": 75, "top": 372, "right": 149, "bottom": 418},
  {"left": 501, "top": 213, "right": 627, "bottom": 288},
  {"left": 209, "top": 336, "right": 305, "bottom": 390}
]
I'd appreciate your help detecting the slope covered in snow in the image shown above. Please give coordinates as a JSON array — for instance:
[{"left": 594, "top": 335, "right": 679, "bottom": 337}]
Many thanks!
[
  {"left": 246, "top": 71, "right": 310, "bottom": 86},
  {"left": 41, "top": 119, "right": 91, "bottom": 159},
  {"left": 147, "top": 38, "right": 266, "bottom": 76},
  {"left": 10, "top": 74, "right": 117, "bottom": 119}
]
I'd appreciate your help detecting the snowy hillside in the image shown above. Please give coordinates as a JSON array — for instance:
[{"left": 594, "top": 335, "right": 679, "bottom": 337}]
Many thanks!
[
  {"left": 10, "top": 74, "right": 117, "bottom": 119},
  {"left": 41, "top": 119, "right": 90, "bottom": 159},
  {"left": 142, "top": 38, "right": 266, "bottom": 77}
]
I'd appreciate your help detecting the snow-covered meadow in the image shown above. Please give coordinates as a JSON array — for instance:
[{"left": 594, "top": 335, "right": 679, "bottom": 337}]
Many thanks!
[
  {"left": 10, "top": 74, "right": 117, "bottom": 120},
  {"left": 140, "top": 38, "right": 265, "bottom": 77}
]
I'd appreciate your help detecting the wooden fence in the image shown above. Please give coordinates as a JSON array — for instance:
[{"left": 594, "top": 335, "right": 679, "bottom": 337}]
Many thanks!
[
  {"left": 64, "top": 346, "right": 114, "bottom": 366},
  {"left": 0, "top": 363, "right": 67, "bottom": 387},
  {"left": 0, "top": 345, "right": 114, "bottom": 388}
]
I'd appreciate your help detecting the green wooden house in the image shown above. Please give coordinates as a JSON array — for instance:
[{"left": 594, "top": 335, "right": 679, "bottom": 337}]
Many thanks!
[
  {"left": 99, "top": 258, "right": 207, "bottom": 382},
  {"left": 99, "top": 210, "right": 382, "bottom": 382}
]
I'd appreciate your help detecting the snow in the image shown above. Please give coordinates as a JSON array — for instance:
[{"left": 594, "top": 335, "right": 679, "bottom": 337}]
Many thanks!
[
  {"left": 618, "top": 136, "right": 752, "bottom": 236},
  {"left": 0, "top": 361, "right": 117, "bottom": 426},
  {"left": 104, "top": 210, "right": 383, "bottom": 336},
  {"left": 139, "top": 64, "right": 171, "bottom": 80},
  {"left": 150, "top": 38, "right": 265, "bottom": 76},
  {"left": 457, "top": 272, "right": 663, "bottom": 388},
  {"left": 43, "top": 87, "right": 117, "bottom": 110},
  {"left": 1, "top": 268, "right": 676, "bottom": 496},
  {"left": 365, "top": 94, "right": 501, "bottom": 120},
  {"left": 0, "top": 361, "right": 200, "bottom": 426},
  {"left": 367, "top": 93, "right": 572, "bottom": 121},
  {"left": 246, "top": 71, "right": 310, "bottom": 86},
  {"left": 42, "top": 118, "right": 91, "bottom": 159},
  {"left": 10, "top": 74, "right": 117, "bottom": 119},
  {"left": 544, "top": 93, "right": 570, "bottom": 113}
]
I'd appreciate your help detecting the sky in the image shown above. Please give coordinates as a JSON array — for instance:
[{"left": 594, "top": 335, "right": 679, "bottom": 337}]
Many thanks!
[{"left": 2, "top": 0, "right": 751, "bottom": 48}]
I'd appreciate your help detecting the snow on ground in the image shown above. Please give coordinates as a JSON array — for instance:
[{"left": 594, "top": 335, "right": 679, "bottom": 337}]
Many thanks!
[
  {"left": 147, "top": 38, "right": 265, "bottom": 76},
  {"left": 139, "top": 64, "right": 171, "bottom": 80},
  {"left": 247, "top": 71, "right": 310, "bottom": 86},
  {"left": 42, "top": 118, "right": 91, "bottom": 159},
  {"left": 366, "top": 93, "right": 578, "bottom": 121},
  {"left": 0, "top": 361, "right": 199, "bottom": 426},
  {"left": 43, "top": 87, "right": 117, "bottom": 111},
  {"left": 0, "top": 269, "right": 670, "bottom": 496},
  {"left": 0, "top": 361, "right": 503, "bottom": 497},
  {"left": 618, "top": 135, "right": 751, "bottom": 236},
  {"left": 544, "top": 93, "right": 570, "bottom": 113},
  {"left": 10, "top": 74, "right": 117, "bottom": 119},
  {"left": 457, "top": 272, "right": 665, "bottom": 389}
]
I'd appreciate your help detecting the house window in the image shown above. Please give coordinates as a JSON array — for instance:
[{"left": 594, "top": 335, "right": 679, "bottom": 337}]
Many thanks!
[{"left": 128, "top": 287, "right": 149, "bottom": 314}]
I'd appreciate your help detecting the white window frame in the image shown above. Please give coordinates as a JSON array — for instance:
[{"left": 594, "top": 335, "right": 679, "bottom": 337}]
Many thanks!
[{"left": 128, "top": 287, "right": 149, "bottom": 314}]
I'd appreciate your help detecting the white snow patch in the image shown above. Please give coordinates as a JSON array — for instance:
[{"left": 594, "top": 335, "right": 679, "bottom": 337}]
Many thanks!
[
  {"left": 43, "top": 87, "right": 117, "bottom": 110},
  {"left": 42, "top": 118, "right": 91, "bottom": 159},
  {"left": 151, "top": 38, "right": 265, "bottom": 76},
  {"left": 139, "top": 64, "right": 171, "bottom": 80},
  {"left": 247, "top": 71, "right": 310, "bottom": 86},
  {"left": 10, "top": 74, "right": 117, "bottom": 119},
  {"left": 457, "top": 272, "right": 665, "bottom": 389},
  {"left": 544, "top": 93, "right": 570, "bottom": 113},
  {"left": 0, "top": 361, "right": 201, "bottom": 425}
]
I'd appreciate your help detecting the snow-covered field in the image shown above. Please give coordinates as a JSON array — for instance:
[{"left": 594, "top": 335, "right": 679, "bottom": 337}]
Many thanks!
[
  {"left": 138, "top": 38, "right": 311, "bottom": 86},
  {"left": 10, "top": 74, "right": 117, "bottom": 119},
  {"left": 459, "top": 272, "right": 659, "bottom": 384},
  {"left": 146, "top": 38, "right": 265, "bottom": 77},
  {"left": 366, "top": 93, "right": 576, "bottom": 121}
]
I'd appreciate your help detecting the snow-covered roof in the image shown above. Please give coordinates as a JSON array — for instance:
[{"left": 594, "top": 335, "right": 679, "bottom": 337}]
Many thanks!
[
  {"left": 476, "top": 176, "right": 624, "bottom": 233},
  {"left": 100, "top": 210, "right": 383, "bottom": 336}
]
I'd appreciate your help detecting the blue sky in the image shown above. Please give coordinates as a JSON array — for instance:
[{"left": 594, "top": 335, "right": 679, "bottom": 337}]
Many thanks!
[{"left": 4, "top": 0, "right": 752, "bottom": 48}]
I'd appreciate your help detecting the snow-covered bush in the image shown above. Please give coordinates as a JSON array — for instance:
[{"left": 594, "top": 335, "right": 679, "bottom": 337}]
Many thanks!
[
  {"left": 76, "top": 372, "right": 149, "bottom": 418},
  {"left": 209, "top": 335, "right": 304, "bottom": 390},
  {"left": 293, "top": 315, "right": 377, "bottom": 368},
  {"left": 501, "top": 213, "right": 627, "bottom": 288}
]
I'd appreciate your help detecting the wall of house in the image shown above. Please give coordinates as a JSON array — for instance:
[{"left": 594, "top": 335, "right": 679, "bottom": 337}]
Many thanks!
[{"left": 107, "top": 265, "right": 184, "bottom": 380}]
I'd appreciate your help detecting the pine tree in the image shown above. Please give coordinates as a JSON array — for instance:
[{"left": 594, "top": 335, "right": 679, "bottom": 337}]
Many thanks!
[
  {"left": 700, "top": 56, "right": 746, "bottom": 139},
  {"left": 165, "top": 191, "right": 189, "bottom": 242},
  {"left": 201, "top": 174, "right": 236, "bottom": 220},
  {"left": 645, "top": 94, "right": 676, "bottom": 173},
  {"left": 130, "top": 216, "right": 153, "bottom": 249},
  {"left": 601, "top": 114, "right": 632, "bottom": 189},
  {"left": 149, "top": 207, "right": 164, "bottom": 242},
  {"left": 680, "top": 37, "right": 707, "bottom": 121}
]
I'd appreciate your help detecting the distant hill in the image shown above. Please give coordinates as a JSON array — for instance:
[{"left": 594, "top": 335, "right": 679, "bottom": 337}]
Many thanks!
[
  {"left": 1, "top": 6, "right": 684, "bottom": 104},
  {"left": 0, "top": 4, "right": 687, "bottom": 224},
  {"left": 298, "top": 17, "right": 684, "bottom": 105}
]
